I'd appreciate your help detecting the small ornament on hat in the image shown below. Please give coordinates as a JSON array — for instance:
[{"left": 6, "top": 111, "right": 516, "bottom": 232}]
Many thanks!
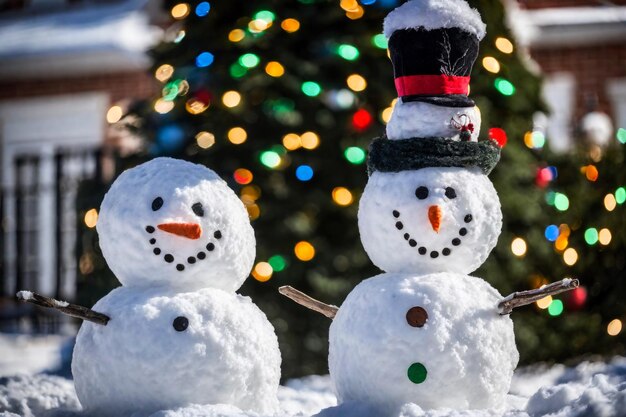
[{"left": 450, "top": 114, "right": 474, "bottom": 141}]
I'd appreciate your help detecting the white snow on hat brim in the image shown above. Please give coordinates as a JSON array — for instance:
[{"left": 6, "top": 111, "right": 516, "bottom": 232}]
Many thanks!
[{"left": 383, "top": 0, "right": 486, "bottom": 40}]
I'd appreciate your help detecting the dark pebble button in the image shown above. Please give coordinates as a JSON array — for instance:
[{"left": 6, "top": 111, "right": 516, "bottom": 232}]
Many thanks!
[{"left": 406, "top": 306, "right": 428, "bottom": 328}]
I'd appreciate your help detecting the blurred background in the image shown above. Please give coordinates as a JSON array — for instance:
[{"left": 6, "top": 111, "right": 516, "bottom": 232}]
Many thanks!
[{"left": 0, "top": 0, "right": 624, "bottom": 380}]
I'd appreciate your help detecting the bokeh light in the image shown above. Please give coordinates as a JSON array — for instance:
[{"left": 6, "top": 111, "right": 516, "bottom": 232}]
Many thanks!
[
  {"left": 301, "top": 131, "right": 320, "bottom": 149},
  {"left": 617, "top": 128, "right": 626, "bottom": 144},
  {"left": 544, "top": 225, "right": 559, "bottom": 242},
  {"left": 344, "top": 146, "right": 366, "bottom": 164},
  {"left": 604, "top": 193, "right": 617, "bottom": 211},
  {"left": 282, "top": 133, "right": 301, "bottom": 150},
  {"left": 195, "top": 52, "right": 214, "bottom": 67},
  {"left": 171, "top": 3, "right": 190, "bottom": 19},
  {"left": 372, "top": 33, "right": 388, "bottom": 49},
  {"left": 599, "top": 228, "right": 612, "bottom": 245},
  {"left": 302, "top": 81, "right": 322, "bottom": 97},
  {"left": 84, "top": 209, "right": 98, "bottom": 228},
  {"left": 195, "top": 2, "right": 210, "bottom": 17},
  {"left": 195, "top": 131, "right": 215, "bottom": 149},
  {"left": 563, "top": 248, "right": 578, "bottom": 266},
  {"left": 233, "top": 168, "right": 253, "bottom": 185},
  {"left": 260, "top": 151, "right": 281, "bottom": 168},
  {"left": 228, "top": 127, "right": 247, "bottom": 144},
  {"left": 295, "top": 165, "right": 314, "bottom": 181},
  {"left": 482, "top": 56, "right": 500, "bottom": 73},
  {"left": 584, "top": 228, "right": 599, "bottom": 245},
  {"left": 511, "top": 237, "right": 527, "bottom": 257},
  {"left": 615, "top": 187, "right": 626, "bottom": 204},
  {"left": 337, "top": 44, "right": 359, "bottom": 61},
  {"left": 495, "top": 37, "right": 514, "bottom": 54},
  {"left": 239, "top": 53, "right": 260, "bottom": 68},
  {"left": 332, "top": 187, "right": 353, "bottom": 206},
  {"left": 106, "top": 106, "right": 123, "bottom": 124},
  {"left": 268, "top": 255, "right": 287, "bottom": 272},
  {"left": 347, "top": 74, "right": 367, "bottom": 92},
  {"left": 494, "top": 78, "right": 515, "bottom": 96},
  {"left": 554, "top": 193, "right": 570, "bottom": 211},
  {"left": 222, "top": 91, "right": 241, "bottom": 108},
  {"left": 252, "top": 262, "right": 273, "bottom": 282},
  {"left": 294, "top": 241, "right": 315, "bottom": 261},
  {"left": 607, "top": 319, "right": 623, "bottom": 336},
  {"left": 185, "top": 98, "right": 209, "bottom": 115},
  {"left": 155, "top": 64, "right": 174, "bottom": 82},
  {"left": 265, "top": 61, "right": 285, "bottom": 77},
  {"left": 548, "top": 299, "right": 564, "bottom": 316},
  {"left": 281, "top": 18, "right": 300, "bottom": 33},
  {"left": 229, "top": 29, "right": 245, "bottom": 42},
  {"left": 155, "top": 98, "right": 175, "bottom": 114}
]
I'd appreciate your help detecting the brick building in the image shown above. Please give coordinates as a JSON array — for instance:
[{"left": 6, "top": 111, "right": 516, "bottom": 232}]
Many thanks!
[
  {"left": 0, "top": 0, "right": 162, "bottom": 308},
  {"left": 512, "top": 0, "right": 626, "bottom": 151}
]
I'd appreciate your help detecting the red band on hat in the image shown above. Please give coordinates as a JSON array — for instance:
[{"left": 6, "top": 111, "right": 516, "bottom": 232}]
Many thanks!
[{"left": 394, "top": 75, "right": 470, "bottom": 97}]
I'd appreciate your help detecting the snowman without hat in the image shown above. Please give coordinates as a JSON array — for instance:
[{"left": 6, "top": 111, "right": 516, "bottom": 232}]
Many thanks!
[
  {"left": 17, "top": 158, "right": 281, "bottom": 416},
  {"left": 280, "top": 0, "right": 577, "bottom": 413}
]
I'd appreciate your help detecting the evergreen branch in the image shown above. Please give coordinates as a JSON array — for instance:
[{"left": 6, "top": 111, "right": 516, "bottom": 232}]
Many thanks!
[
  {"left": 278, "top": 286, "right": 339, "bottom": 319},
  {"left": 16, "top": 291, "right": 110, "bottom": 326},
  {"left": 498, "top": 278, "right": 579, "bottom": 315}
]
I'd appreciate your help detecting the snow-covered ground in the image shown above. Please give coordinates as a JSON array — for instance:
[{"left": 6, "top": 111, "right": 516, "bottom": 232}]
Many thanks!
[{"left": 0, "top": 333, "right": 624, "bottom": 417}]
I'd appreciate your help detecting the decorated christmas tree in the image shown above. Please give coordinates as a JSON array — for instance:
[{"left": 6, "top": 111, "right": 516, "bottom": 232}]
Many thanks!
[{"left": 76, "top": 0, "right": 624, "bottom": 378}]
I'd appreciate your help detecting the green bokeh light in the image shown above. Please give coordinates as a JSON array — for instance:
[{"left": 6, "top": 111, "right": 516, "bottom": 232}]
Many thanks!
[
  {"left": 260, "top": 151, "right": 281, "bottom": 168},
  {"left": 372, "top": 34, "right": 388, "bottom": 49},
  {"left": 494, "top": 78, "right": 515, "bottom": 96},
  {"left": 584, "top": 228, "right": 598, "bottom": 245},
  {"left": 616, "top": 187, "right": 626, "bottom": 204},
  {"left": 531, "top": 131, "right": 545, "bottom": 148},
  {"left": 344, "top": 146, "right": 366, "bottom": 164},
  {"left": 337, "top": 44, "right": 359, "bottom": 61},
  {"left": 268, "top": 255, "right": 287, "bottom": 272},
  {"left": 301, "top": 81, "right": 322, "bottom": 97},
  {"left": 162, "top": 81, "right": 179, "bottom": 101},
  {"left": 617, "top": 128, "right": 626, "bottom": 144},
  {"left": 239, "top": 53, "right": 260, "bottom": 68},
  {"left": 254, "top": 10, "right": 275, "bottom": 22},
  {"left": 545, "top": 191, "right": 556, "bottom": 206},
  {"left": 548, "top": 299, "right": 564, "bottom": 316},
  {"left": 229, "top": 63, "right": 247, "bottom": 78},
  {"left": 554, "top": 193, "right": 569, "bottom": 211}
]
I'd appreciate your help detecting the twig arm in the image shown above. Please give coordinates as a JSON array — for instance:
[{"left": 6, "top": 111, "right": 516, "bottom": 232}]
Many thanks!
[
  {"left": 498, "top": 278, "right": 579, "bottom": 315},
  {"left": 278, "top": 286, "right": 339, "bottom": 319},
  {"left": 16, "top": 291, "right": 110, "bottom": 326}
]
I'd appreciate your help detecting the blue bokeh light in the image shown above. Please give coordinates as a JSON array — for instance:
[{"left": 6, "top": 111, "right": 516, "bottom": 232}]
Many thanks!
[
  {"left": 544, "top": 225, "right": 559, "bottom": 242},
  {"left": 156, "top": 124, "right": 186, "bottom": 153},
  {"left": 195, "top": 52, "right": 214, "bottom": 68},
  {"left": 360, "top": 0, "right": 377, "bottom": 5},
  {"left": 296, "top": 165, "right": 314, "bottom": 181},
  {"left": 195, "top": 2, "right": 210, "bottom": 17}
]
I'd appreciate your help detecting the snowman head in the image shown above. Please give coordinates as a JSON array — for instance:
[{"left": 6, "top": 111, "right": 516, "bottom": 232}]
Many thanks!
[
  {"left": 97, "top": 158, "right": 255, "bottom": 292},
  {"left": 359, "top": 167, "right": 501, "bottom": 275}
]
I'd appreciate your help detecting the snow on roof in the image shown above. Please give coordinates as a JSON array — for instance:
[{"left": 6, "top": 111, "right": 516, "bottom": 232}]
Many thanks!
[
  {"left": 508, "top": 5, "right": 626, "bottom": 47},
  {"left": 383, "top": 0, "right": 486, "bottom": 40},
  {"left": 0, "top": 0, "right": 162, "bottom": 77}
]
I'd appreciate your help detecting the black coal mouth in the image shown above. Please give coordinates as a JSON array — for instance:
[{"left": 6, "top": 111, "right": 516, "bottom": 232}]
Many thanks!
[
  {"left": 144, "top": 226, "right": 222, "bottom": 272},
  {"left": 392, "top": 210, "right": 472, "bottom": 259}
]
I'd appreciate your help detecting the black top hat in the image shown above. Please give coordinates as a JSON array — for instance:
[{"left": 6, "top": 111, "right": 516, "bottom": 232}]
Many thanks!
[{"left": 389, "top": 27, "right": 480, "bottom": 108}]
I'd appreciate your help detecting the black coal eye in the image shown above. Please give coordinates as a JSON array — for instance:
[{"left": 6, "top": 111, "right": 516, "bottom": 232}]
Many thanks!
[
  {"left": 192, "top": 202, "right": 204, "bottom": 217},
  {"left": 415, "top": 186, "right": 429, "bottom": 200},
  {"left": 152, "top": 197, "right": 164, "bottom": 211},
  {"left": 173, "top": 316, "right": 189, "bottom": 332},
  {"left": 445, "top": 187, "right": 457, "bottom": 199}
]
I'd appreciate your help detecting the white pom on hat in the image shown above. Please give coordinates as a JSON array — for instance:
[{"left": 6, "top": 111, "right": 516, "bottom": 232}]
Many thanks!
[{"left": 383, "top": 0, "right": 486, "bottom": 40}]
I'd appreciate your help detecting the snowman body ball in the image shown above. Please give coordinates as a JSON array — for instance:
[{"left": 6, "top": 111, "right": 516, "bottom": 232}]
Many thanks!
[
  {"left": 328, "top": 0, "right": 518, "bottom": 412},
  {"left": 72, "top": 158, "right": 280, "bottom": 416}
]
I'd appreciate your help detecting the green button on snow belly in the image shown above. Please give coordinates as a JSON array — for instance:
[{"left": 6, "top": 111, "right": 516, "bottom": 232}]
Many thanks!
[{"left": 407, "top": 362, "right": 427, "bottom": 384}]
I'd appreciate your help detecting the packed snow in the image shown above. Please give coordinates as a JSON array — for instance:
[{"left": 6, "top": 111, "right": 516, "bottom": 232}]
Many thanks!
[
  {"left": 329, "top": 273, "right": 517, "bottom": 411},
  {"left": 97, "top": 157, "right": 255, "bottom": 292},
  {"left": 72, "top": 287, "right": 281, "bottom": 416},
  {"left": 0, "top": 352, "right": 625, "bottom": 417}
]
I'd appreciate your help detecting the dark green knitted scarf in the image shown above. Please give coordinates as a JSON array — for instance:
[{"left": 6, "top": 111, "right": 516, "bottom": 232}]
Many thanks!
[{"left": 367, "top": 136, "right": 501, "bottom": 176}]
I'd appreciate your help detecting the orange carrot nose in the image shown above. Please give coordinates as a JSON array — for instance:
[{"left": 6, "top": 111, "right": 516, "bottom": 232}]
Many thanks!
[
  {"left": 428, "top": 205, "right": 442, "bottom": 233},
  {"left": 157, "top": 223, "right": 202, "bottom": 239}
]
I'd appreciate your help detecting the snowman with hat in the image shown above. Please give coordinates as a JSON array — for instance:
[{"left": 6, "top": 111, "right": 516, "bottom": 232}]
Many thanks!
[{"left": 281, "top": 0, "right": 577, "bottom": 414}]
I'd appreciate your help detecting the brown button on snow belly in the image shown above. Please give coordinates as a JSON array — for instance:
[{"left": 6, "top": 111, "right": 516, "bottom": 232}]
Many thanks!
[{"left": 406, "top": 306, "right": 428, "bottom": 328}]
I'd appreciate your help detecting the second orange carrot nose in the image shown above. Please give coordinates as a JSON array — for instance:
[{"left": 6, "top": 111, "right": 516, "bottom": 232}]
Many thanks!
[
  {"left": 157, "top": 223, "right": 202, "bottom": 239},
  {"left": 428, "top": 205, "right": 442, "bottom": 233}
]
